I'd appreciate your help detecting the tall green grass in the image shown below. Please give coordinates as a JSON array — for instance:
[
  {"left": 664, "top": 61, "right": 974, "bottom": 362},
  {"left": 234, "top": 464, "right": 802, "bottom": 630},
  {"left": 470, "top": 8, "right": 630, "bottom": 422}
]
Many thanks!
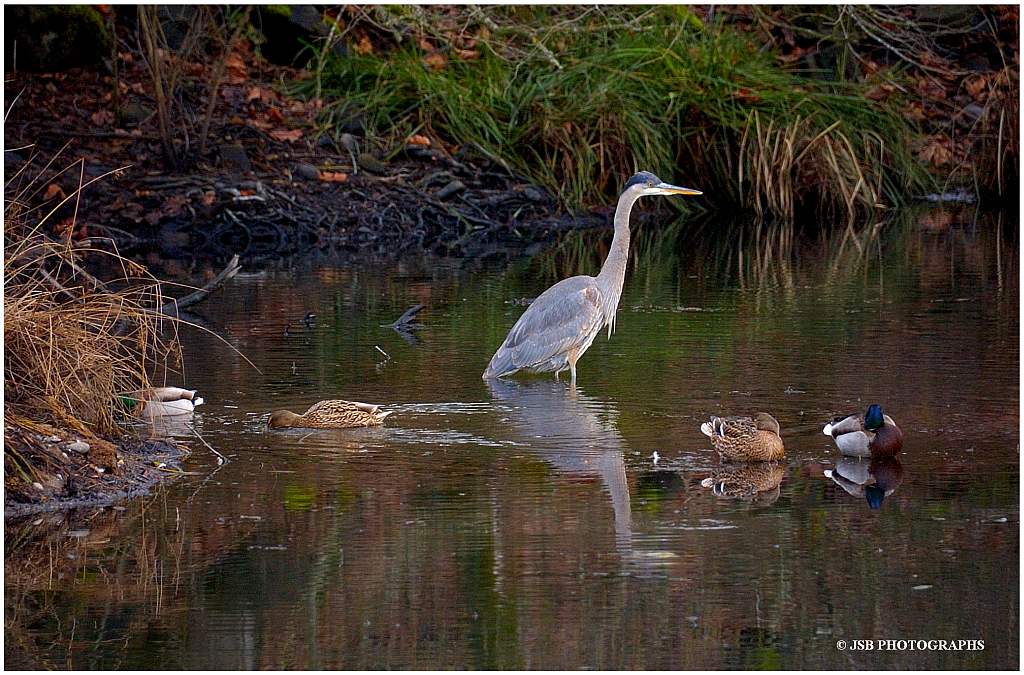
[{"left": 308, "top": 7, "right": 928, "bottom": 220}]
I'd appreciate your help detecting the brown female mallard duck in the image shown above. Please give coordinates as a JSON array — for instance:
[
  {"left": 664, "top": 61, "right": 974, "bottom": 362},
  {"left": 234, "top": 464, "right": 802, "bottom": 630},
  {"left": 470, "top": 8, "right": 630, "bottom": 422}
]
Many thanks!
[
  {"left": 701, "top": 462, "right": 785, "bottom": 504},
  {"left": 823, "top": 404, "right": 903, "bottom": 458},
  {"left": 700, "top": 412, "right": 785, "bottom": 462},
  {"left": 268, "top": 400, "right": 391, "bottom": 429}
]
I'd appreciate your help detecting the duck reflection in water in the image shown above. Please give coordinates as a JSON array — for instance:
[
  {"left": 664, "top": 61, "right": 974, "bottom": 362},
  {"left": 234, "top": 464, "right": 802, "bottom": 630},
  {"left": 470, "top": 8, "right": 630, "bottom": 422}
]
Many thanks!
[
  {"left": 700, "top": 463, "right": 786, "bottom": 505},
  {"left": 824, "top": 456, "right": 904, "bottom": 509},
  {"left": 485, "top": 378, "right": 633, "bottom": 553}
]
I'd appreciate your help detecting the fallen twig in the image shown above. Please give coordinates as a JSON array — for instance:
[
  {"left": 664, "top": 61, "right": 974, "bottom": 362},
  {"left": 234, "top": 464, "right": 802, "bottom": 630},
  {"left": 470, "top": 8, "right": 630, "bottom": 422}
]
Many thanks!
[
  {"left": 383, "top": 303, "right": 425, "bottom": 329},
  {"left": 185, "top": 421, "right": 228, "bottom": 466}
]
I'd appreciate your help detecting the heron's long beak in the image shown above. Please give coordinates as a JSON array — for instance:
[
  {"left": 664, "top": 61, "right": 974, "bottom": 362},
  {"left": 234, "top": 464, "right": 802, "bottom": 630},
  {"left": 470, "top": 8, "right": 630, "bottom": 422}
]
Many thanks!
[{"left": 645, "top": 182, "right": 703, "bottom": 196}]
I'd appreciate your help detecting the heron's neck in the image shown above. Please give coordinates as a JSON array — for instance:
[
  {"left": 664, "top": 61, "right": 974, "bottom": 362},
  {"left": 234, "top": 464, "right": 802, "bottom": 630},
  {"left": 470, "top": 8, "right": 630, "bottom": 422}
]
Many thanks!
[{"left": 596, "top": 191, "right": 636, "bottom": 311}]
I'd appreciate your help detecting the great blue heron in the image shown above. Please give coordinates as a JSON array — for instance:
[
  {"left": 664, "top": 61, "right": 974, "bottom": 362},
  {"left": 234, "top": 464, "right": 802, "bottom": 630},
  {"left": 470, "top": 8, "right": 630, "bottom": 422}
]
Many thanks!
[{"left": 482, "top": 171, "right": 702, "bottom": 382}]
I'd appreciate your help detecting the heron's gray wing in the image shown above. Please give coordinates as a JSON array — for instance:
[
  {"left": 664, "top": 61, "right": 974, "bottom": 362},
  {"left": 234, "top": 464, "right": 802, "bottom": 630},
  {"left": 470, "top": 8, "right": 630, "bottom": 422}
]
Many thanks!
[{"left": 497, "top": 278, "right": 605, "bottom": 372}]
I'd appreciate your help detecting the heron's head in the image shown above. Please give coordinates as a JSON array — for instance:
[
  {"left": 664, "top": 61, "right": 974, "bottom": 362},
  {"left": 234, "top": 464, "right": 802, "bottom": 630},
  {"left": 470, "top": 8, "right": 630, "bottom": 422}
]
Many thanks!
[{"left": 623, "top": 171, "right": 702, "bottom": 198}]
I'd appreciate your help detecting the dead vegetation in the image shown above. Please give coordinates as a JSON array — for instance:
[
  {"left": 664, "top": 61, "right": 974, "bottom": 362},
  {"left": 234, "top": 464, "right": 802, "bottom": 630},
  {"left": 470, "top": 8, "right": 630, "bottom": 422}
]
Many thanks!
[{"left": 4, "top": 148, "right": 184, "bottom": 502}]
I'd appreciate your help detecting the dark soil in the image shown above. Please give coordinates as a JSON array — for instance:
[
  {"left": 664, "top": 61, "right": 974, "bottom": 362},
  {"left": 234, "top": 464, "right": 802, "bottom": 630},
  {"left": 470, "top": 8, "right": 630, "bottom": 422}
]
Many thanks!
[
  {"left": 3, "top": 40, "right": 617, "bottom": 271},
  {"left": 4, "top": 417, "right": 189, "bottom": 519}
]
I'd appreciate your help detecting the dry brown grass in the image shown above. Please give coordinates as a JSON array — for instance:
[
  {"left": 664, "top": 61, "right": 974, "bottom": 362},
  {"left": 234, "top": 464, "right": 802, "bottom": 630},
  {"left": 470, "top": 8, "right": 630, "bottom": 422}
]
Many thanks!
[
  {"left": 737, "top": 112, "right": 887, "bottom": 222},
  {"left": 4, "top": 153, "right": 182, "bottom": 442}
]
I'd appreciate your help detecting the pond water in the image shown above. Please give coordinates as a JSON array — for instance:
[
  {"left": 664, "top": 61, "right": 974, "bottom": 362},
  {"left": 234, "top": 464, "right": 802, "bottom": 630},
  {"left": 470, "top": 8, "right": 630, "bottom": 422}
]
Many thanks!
[{"left": 5, "top": 209, "right": 1019, "bottom": 669}]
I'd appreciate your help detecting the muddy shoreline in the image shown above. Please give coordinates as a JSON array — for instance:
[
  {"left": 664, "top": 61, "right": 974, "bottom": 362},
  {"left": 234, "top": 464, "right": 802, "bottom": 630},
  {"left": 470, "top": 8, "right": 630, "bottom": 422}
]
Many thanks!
[{"left": 4, "top": 420, "right": 189, "bottom": 520}]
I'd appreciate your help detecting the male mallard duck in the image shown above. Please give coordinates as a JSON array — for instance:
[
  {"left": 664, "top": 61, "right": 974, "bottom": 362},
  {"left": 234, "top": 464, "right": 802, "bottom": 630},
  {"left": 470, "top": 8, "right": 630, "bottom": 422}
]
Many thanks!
[
  {"left": 822, "top": 404, "right": 903, "bottom": 458},
  {"left": 123, "top": 387, "right": 204, "bottom": 419},
  {"left": 701, "top": 462, "right": 785, "bottom": 504},
  {"left": 268, "top": 399, "right": 391, "bottom": 429},
  {"left": 700, "top": 412, "right": 785, "bottom": 462}
]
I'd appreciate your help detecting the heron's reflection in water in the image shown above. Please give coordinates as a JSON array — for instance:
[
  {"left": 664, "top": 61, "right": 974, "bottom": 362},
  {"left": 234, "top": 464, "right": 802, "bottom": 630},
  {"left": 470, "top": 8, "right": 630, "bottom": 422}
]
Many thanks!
[{"left": 485, "top": 378, "right": 633, "bottom": 553}]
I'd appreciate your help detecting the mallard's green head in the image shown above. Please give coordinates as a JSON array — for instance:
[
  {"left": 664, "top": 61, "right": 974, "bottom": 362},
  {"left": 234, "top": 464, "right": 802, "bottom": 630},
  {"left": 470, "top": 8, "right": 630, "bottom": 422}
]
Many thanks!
[
  {"left": 117, "top": 395, "right": 141, "bottom": 409},
  {"left": 864, "top": 404, "right": 884, "bottom": 431}
]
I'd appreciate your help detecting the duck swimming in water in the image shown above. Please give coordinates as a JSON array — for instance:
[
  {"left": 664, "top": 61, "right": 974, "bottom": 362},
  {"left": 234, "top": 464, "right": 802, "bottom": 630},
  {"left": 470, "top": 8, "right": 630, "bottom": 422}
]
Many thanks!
[
  {"left": 125, "top": 387, "right": 204, "bottom": 419},
  {"left": 823, "top": 404, "right": 903, "bottom": 458},
  {"left": 268, "top": 399, "right": 391, "bottom": 429},
  {"left": 700, "top": 412, "right": 785, "bottom": 462}
]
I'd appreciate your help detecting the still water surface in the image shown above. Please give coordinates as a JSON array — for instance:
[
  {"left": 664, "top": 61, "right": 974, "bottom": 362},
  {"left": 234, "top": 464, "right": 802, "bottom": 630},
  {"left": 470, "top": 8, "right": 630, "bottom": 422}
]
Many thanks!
[{"left": 5, "top": 211, "right": 1019, "bottom": 669}]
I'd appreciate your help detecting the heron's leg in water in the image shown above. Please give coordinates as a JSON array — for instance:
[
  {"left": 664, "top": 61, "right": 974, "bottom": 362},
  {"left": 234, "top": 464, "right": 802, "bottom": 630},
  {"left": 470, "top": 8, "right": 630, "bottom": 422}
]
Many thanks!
[{"left": 567, "top": 348, "right": 579, "bottom": 385}]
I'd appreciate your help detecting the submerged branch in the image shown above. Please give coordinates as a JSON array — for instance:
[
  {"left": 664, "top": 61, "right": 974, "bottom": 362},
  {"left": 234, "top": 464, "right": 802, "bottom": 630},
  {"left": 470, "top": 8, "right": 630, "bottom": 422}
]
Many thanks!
[{"left": 159, "top": 255, "right": 241, "bottom": 316}]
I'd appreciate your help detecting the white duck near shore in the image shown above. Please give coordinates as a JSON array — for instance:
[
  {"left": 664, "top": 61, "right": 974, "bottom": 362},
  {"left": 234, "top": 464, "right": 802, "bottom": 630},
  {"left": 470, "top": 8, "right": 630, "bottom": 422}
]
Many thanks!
[{"left": 127, "top": 387, "right": 204, "bottom": 419}]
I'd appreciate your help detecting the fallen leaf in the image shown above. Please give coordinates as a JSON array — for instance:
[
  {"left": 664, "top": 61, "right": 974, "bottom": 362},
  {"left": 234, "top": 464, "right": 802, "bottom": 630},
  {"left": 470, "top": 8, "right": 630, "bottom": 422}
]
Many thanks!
[
  {"left": 225, "top": 52, "right": 247, "bottom": 84},
  {"left": 53, "top": 217, "right": 75, "bottom": 237},
  {"left": 418, "top": 38, "right": 436, "bottom": 53},
  {"left": 248, "top": 117, "right": 273, "bottom": 130},
  {"left": 965, "top": 75, "right": 989, "bottom": 101},
  {"left": 160, "top": 194, "right": 189, "bottom": 217},
  {"left": 320, "top": 171, "right": 348, "bottom": 183},
  {"left": 865, "top": 83, "right": 895, "bottom": 100},
  {"left": 91, "top": 110, "right": 114, "bottom": 126},
  {"left": 354, "top": 34, "right": 374, "bottom": 55},
  {"left": 903, "top": 102, "right": 926, "bottom": 122},
  {"left": 861, "top": 59, "right": 882, "bottom": 75},
  {"left": 247, "top": 86, "right": 263, "bottom": 102},
  {"left": 44, "top": 183, "right": 65, "bottom": 200},
  {"left": 423, "top": 52, "right": 447, "bottom": 70},
  {"left": 456, "top": 49, "right": 480, "bottom": 61},
  {"left": 408, "top": 134, "right": 432, "bottom": 147},
  {"left": 267, "top": 107, "right": 285, "bottom": 124},
  {"left": 731, "top": 87, "right": 760, "bottom": 102},
  {"left": 918, "top": 137, "right": 952, "bottom": 167},
  {"left": 270, "top": 128, "right": 303, "bottom": 143}
]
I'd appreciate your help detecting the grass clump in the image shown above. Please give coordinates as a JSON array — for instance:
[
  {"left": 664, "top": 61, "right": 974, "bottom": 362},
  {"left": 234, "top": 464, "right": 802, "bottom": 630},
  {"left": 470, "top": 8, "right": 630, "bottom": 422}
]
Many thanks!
[
  {"left": 308, "top": 6, "right": 928, "bottom": 220},
  {"left": 4, "top": 152, "right": 182, "bottom": 486}
]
